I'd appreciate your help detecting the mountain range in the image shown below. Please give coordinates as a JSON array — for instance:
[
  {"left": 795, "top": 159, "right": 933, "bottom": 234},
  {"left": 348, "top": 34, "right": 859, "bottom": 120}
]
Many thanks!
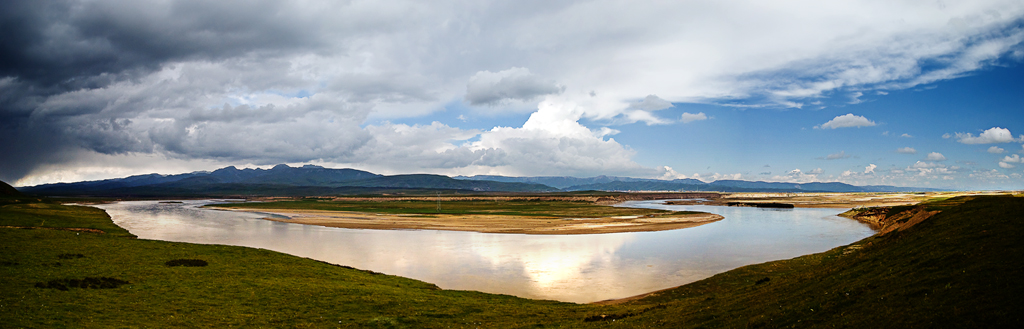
[
  {"left": 18, "top": 165, "right": 557, "bottom": 197},
  {"left": 455, "top": 175, "right": 944, "bottom": 193},
  {"left": 17, "top": 164, "right": 945, "bottom": 197}
]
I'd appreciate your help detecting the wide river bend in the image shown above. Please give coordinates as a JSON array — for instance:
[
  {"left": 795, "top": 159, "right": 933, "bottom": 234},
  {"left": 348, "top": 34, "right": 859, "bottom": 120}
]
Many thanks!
[{"left": 96, "top": 200, "right": 874, "bottom": 303}]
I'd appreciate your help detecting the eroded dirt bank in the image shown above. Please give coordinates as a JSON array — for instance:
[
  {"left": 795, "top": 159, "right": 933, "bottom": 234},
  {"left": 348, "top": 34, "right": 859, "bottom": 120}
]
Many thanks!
[{"left": 838, "top": 205, "right": 941, "bottom": 234}]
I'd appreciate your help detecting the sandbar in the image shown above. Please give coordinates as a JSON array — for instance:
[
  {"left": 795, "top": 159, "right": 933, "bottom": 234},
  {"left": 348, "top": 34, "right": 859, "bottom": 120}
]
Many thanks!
[
  {"left": 666, "top": 191, "right": 996, "bottom": 209},
  {"left": 209, "top": 207, "right": 723, "bottom": 235}
]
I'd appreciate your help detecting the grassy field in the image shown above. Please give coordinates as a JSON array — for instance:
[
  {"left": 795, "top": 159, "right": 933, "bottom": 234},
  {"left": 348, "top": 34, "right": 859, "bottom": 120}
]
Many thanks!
[
  {"left": 0, "top": 198, "right": 596, "bottom": 328},
  {"left": 210, "top": 198, "right": 696, "bottom": 218},
  {"left": 2, "top": 194, "right": 1021, "bottom": 327}
]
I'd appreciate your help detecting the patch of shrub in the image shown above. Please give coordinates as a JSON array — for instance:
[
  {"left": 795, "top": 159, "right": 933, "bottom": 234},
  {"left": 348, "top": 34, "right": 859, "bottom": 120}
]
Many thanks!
[
  {"left": 35, "top": 277, "right": 129, "bottom": 291},
  {"left": 165, "top": 259, "right": 208, "bottom": 267},
  {"left": 57, "top": 253, "right": 85, "bottom": 259}
]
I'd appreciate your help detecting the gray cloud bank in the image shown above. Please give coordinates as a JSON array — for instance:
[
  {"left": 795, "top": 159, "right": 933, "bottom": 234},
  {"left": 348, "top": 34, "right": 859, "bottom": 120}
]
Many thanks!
[
  {"left": 465, "top": 68, "right": 564, "bottom": 106},
  {"left": 2, "top": 0, "right": 1023, "bottom": 185}
]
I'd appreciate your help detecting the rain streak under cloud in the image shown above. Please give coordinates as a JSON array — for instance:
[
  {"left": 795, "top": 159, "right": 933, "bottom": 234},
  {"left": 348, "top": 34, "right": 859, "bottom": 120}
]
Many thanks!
[{"left": 1, "top": 0, "right": 1024, "bottom": 190}]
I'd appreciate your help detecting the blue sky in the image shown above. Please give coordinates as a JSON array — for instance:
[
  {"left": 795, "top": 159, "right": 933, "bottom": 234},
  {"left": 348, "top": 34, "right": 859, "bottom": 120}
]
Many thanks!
[
  {"left": 375, "top": 62, "right": 1024, "bottom": 189},
  {"left": 1, "top": 1, "right": 1023, "bottom": 190},
  {"left": 610, "top": 63, "right": 1024, "bottom": 189}
]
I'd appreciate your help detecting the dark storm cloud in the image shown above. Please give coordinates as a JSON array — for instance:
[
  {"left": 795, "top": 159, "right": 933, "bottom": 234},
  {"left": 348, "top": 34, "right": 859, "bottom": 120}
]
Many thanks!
[
  {"left": 0, "top": 0, "right": 322, "bottom": 88},
  {"left": 0, "top": 0, "right": 309, "bottom": 182},
  {"left": 464, "top": 68, "right": 564, "bottom": 106},
  {"left": 0, "top": 0, "right": 404, "bottom": 182}
]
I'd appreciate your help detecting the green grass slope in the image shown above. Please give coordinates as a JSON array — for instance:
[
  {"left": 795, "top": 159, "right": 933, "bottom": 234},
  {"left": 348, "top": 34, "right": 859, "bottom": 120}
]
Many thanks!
[
  {"left": 606, "top": 195, "right": 1023, "bottom": 327},
  {"left": 1, "top": 180, "right": 21, "bottom": 196},
  {"left": 2, "top": 195, "right": 1021, "bottom": 328}
]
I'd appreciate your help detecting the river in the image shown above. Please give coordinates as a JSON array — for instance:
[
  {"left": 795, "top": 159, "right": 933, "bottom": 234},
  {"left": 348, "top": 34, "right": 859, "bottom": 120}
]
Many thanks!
[{"left": 95, "top": 199, "right": 874, "bottom": 303}]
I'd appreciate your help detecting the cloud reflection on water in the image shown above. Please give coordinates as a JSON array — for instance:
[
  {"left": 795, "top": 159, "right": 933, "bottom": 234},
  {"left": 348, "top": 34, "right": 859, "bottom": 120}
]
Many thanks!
[{"left": 97, "top": 200, "right": 873, "bottom": 303}]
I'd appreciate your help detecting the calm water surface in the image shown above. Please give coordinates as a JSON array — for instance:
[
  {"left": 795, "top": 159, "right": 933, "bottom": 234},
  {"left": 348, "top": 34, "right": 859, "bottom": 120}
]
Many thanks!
[{"left": 95, "top": 200, "right": 874, "bottom": 303}]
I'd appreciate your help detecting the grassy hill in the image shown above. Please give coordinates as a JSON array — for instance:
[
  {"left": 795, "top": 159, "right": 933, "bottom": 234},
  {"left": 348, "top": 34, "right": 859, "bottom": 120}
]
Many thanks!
[
  {"left": 2, "top": 194, "right": 1021, "bottom": 327},
  {"left": 609, "top": 195, "right": 1023, "bottom": 327},
  {"left": 1, "top": 180, "right": 21, "bottom": 196}
]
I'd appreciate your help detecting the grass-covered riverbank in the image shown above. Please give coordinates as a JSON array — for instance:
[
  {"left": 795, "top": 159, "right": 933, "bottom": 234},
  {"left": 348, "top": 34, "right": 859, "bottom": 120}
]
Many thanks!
[{"left": 2, "top": 194, "right": 1021, "bottom": 327}]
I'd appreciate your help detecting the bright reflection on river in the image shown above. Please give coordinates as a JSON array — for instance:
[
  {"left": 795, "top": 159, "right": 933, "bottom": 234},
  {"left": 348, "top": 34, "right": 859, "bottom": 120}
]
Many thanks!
[{"left": 96, "top": 200, "right": 874, "bottom": 303}]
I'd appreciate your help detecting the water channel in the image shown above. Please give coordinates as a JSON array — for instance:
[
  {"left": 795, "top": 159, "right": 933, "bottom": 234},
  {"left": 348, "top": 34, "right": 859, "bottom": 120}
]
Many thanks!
[{"left": 95, "top": 200, "right": 874, "bottom": 303}]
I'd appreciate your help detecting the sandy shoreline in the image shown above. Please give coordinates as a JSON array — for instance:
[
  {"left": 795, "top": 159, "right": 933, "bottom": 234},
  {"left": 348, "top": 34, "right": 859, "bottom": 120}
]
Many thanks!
[{"left": 209, "top": 207, "right": 723, "bottom": 235}]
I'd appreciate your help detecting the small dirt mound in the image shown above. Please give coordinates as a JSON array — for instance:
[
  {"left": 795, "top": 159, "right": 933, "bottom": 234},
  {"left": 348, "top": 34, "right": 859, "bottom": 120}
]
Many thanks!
[
  {"left": 165, "top": 259, "right": 208, "bottom": 267},
  {"left": 35, "top": 277, "right": 129, "bottom": 290}
]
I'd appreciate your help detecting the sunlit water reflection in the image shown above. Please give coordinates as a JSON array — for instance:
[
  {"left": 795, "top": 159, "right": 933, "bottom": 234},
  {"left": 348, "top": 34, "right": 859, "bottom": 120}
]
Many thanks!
[{"left": 95, "top": 200, "right": 874, "bottom": 303}]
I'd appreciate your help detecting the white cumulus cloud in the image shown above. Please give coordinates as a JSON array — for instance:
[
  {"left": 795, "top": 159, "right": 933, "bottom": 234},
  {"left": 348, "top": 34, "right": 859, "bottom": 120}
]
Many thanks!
[
  {"left": 926, "top": 152, "right": 947, "bottom": 161},
  {"left": 621, "top": 95, "right": 675, "bottom": 124},
  {"left": 911, "top": 161, "right": 941, "bottom": 169},
  {"left": 988, "top": 146, "right": 1005, "bottom": 153},
  {"left": 680, "top": 112, "right": 708, "bottom": 123},
  {"left": 953, "top": 127, "right": 1023, "bottom": 144},
  {"left": 897, "top": 147, "right": 917, "bottom": 154},
  {"left": 457, "top": 98, "right": 656, "bottom": 177},
  {"left": 815, "top": 114, "right": 877, "bottom": 129}
]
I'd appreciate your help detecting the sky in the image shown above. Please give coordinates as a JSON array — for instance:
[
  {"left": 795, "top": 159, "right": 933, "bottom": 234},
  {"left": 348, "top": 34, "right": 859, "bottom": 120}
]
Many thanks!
[{"left": 1, "top": 0, "right": 1023, "bottom": 190}]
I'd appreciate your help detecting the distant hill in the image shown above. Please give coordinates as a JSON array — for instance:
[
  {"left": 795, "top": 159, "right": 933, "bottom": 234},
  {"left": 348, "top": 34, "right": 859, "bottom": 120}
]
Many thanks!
[
  {"left": 457, "top": 175, "right": 944, "bottom": 193},
  {"left": 705, "top": 180, "right": 942, "bottom": 193},
  {"left": 454, "top": 175, "right": 706, "bottom": 189},
  {"left": 206, "top": 164, "right": 381, "bottom": 185},
  {"left": 19, "top": 165, "right": 557, "bottom": 197},
  {"left": 19, "top": 165, "right": 945, "bottom": 197},
  {"left": 705, "top": 180, "right": 868, "bottom": 192},
  {"left": 565, "top": 180, "right": 707, "bottom": 192}
]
